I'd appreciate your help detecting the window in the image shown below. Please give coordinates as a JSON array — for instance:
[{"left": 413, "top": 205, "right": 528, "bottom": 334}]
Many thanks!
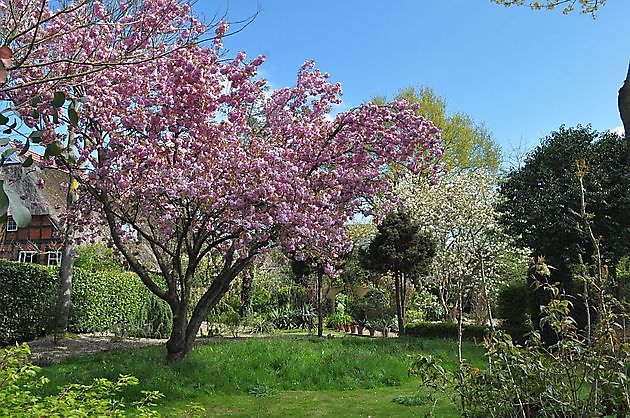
[
  {"left": 47, "top": 251, "right": 62, "bottom": 266},
  {"left": 6, "top": 216, "right": 17, "bottom": 232},
  {"left": 18, "top": 251, "right": 38, "bottom": 263}
]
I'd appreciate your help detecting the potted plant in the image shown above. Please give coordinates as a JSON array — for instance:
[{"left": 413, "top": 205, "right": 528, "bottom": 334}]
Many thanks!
[
  {"left": 348, "top": 297, "right": 368, "bottom": 336},
  {"left": 326, "top": 312, "right": 353, "bottom": 331},
  {"left": 367, "top": 321, "right": 377, "bottom": 337},
  {"left": 363, "top": 289, "right": 392, "bottom": 338}
]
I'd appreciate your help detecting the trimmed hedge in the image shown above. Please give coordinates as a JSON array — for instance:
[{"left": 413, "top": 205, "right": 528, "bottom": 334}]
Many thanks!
[
  {"left": 0, "top": 261, "right": 57, "bottom": 344},
  {"left": 0, "top": 260, "right": 171, "bottom": 344},
  {"left": 405, "top": 321, "right": 489, "bottom": 341},
  {"left": 68, "top": 269, "right": 172, "bottom": 337}
]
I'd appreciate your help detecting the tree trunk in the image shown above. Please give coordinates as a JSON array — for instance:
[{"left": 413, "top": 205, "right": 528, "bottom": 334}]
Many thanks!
[
  {"left": 54, "top": 171, "right": 78, "bottom": 343},
  {"left": 618, "top": 62, "right": 630, "bottom": 139},
  {"left": 166, "top": 304, "right": 190, "bottom": 362},
  {"left": 400, "top": 272, "right": 407, "bottom": 330},
  {"left": 54, "top": 229, "right": 75, "bottom": 342},
  {"left": 165, "top": 257, "right": 254, "bottom": 361},
  {"left": 316, "top": 269, "right": 323, "bottom": 337},
  {"left": 239, "top": 265, "right": 253, "bottom": 317},
  {"left": 394, "top": 272, "right": 405, "bottom": 335}
]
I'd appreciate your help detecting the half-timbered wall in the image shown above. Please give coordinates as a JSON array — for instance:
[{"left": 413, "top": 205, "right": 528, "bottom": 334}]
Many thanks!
[{"left": 0, "top": 215, "right": 63, "bottom": 265}]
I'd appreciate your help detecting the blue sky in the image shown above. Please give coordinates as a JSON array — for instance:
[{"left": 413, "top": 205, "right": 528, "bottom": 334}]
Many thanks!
[{"left": 196, "top": 1, "right": 630, "bottom": 159}]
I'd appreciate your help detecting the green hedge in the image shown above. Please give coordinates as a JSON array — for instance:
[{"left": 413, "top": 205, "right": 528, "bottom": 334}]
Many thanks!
[
  {"left": 0, "top": 260, "right": 172, "bottom": 344},
  {"left": 0, "top": 261, "right": 57, "bottom": 344},
  {"left": 405, "top": 321, "right": 489, "bottom": 341},
  {"left": 68, "top": 269, "right": 172, "bottom": 338}
]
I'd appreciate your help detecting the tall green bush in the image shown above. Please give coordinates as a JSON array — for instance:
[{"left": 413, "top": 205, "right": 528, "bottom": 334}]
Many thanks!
[
  {"left": 0, "top": 261, "right": 57, "bottom": 344},
  {"left": 496, "top": 280, "right": 532, "bottom": 343},
  {"left": 0, "top": 260, "right": 171, "bottom": 343}
]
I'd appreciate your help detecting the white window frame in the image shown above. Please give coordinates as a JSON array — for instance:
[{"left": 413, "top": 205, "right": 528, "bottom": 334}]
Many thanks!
[
  {"left": 18, "top": 251, "right": 38, "bottom": 263},
  {"left": 47, "top": 251, "right": 62, "bottom": 266},
  {"left": 6, "top": 216, "right": 17, "bottom": 232}
]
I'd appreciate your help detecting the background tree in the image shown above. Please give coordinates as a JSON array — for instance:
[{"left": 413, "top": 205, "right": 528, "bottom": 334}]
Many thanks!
[
  {"left": 498, "top": 126, "right": 630, "bottom": 279},
  {"left": 400, "top": 170, "right": 523, "bottom": 327},
  {"left": 361, "top": 211, "right": 436, "bottom": 335},
  {"left": 375, "top": 86, "right": 501, "bottom": 171},
  {"left": 498, "top": 125, "right": 630, "bottom": 335}
]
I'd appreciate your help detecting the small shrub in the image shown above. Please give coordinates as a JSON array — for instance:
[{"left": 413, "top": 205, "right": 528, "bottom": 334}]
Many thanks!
[
  {"left": 248, "top": 384, "right": 278, "bottom": 397},
  {"left": 362, "top": 289, "right": 392, "bottom": 329},
  {"left": 244, "top": 313, "right": 275, "bottom": 334},
  {"left": 219, "top": 309, "right": 241, "bottom": 337},
  {"left": 405, "top": 322, "right": 489, "bottom": 341},
  {"left": 326, "top": 312, "right": 353, "bottom": 329},
  {"left": 267, "top": 304, "right": 315, "bottom": 330},
  {"left": 392, "top": 393, "right": 429, "bottom": 406}
]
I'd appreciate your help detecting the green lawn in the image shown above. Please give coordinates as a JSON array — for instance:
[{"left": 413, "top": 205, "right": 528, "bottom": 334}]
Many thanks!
[{"left": 40, "top": 336, "right": 485, "bottom": 417}]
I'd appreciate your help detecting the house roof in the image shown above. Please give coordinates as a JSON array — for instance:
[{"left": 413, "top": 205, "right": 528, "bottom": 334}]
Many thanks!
[{"left": 0, "top": 143, "right": 66, "bottom": 226}]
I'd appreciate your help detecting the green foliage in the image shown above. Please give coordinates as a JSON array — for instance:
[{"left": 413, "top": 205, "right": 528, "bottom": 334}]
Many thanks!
[
  {"left": 0, "top": 260, "right": 171, "bottom": 342},
  {"left": 496, "top": 280, "right": 532, "bottom": 342},
  {"left": 74, "top": 244, "right": 124, "bottom": 272},
  {"left": 361, "top": 211, "right": 436, "bottom": 276},
  {"left": 347, "top": 297, "right": 368, "bottom": 326},
  {"left": 325, "top": 312, "right": 353, "bottom": 328},
  {"left": 69, "top": 269, "right": 172, "bottom": 338},
  {"left": 413, "top": 275, "right": 630, "bottom": 416},
  {"left": 219, "top": 309, "right": 242, "bottom": 337},
  {"left": 243, "top": 313, "right": 275, "bottom": 334},
  {"left": 405, "top": 322, "right": 489, "bottom": 341},
  {"left": 267, "top": 304, "right": 315, "bottom": 330},
  {"left": 362, "top": 289, "right": 393, "bottom": 329},
  {"left": 376, "top": 86, "right": 501, "bottom": 171},
  {"left": 391, "top": 393, "right": 430, "bottom": 406},
  {"left": 0, "top": 343, "right": 165, "bottom": 417},
  {"left": 0, "top": 261, "right": 57, "bottom": 344},
  {"left": 499, "top": 126, "right": 630, "bottom": 278}
]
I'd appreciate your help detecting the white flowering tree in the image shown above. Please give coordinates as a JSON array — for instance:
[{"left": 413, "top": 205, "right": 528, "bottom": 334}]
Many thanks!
[
  {"left": 399, "top": 170, "right": 528, "bottom": 360},
  {"left": 399, "top": 170, "right": 525, "bottom": 321}
]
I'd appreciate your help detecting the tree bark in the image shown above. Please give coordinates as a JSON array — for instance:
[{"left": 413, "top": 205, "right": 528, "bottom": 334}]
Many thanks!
[
  {"left": 53, "top": 171, "right": 78, "bottom": 343},
  {"left": 239, "top": 265, "right": 253, "bottom": 317},
  {"left": 165, "top": 257, "right": 253, "bottom": 361},
  {"left": 316, "top": 269, "right": 323, "bottom": 337},
  {"left": 54, "top": 226, "right": 75, "bottom": 342},
  {"left": 618, "top": 62, "right": 630, "bottom": 139},
  {"left": 394, "top": 272, "right": 405, "bottom": 335}
]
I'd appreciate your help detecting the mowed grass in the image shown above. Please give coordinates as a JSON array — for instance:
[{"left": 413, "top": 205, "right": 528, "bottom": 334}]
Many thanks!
[{"left": 40, "top": 336, "right": 485, "bottom": 417}]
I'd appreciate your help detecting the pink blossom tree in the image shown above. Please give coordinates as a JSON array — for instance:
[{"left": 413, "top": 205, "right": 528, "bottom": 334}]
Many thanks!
[
  {"left": 2, "top": 1, "right": 443, "bottom": 360},
  {"left": 0, "top": 0, "right": 214, "bottom": 340}
]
